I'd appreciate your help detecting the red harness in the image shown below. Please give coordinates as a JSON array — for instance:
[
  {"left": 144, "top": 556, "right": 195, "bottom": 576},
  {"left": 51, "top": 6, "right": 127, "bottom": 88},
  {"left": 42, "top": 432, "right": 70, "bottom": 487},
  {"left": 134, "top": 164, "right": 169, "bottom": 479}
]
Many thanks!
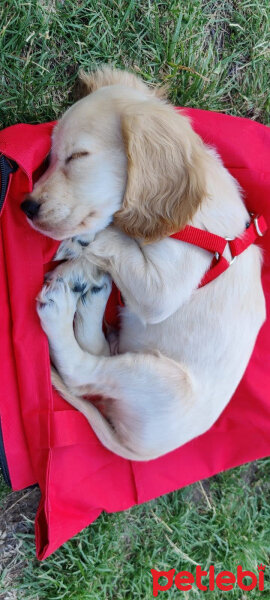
[
  {"left": 118, "top": 213, "right": 267, "bottom": 306},
  {"left": 171, "top": 213, "right": 267, "bottom": 287}
]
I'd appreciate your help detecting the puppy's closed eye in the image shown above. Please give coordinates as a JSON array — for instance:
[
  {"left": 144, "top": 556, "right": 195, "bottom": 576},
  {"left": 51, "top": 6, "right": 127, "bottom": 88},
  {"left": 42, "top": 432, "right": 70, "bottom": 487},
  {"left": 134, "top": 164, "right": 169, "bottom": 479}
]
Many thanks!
[{"left": 65, "top": 151, "right": 90, "bottom": 164}]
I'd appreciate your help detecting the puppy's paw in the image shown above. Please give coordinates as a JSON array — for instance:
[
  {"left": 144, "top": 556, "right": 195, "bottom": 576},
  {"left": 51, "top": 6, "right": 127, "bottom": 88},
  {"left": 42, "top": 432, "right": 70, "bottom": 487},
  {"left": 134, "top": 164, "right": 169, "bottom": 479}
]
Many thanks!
[
  {"left": 37, "top": 277, "right": 78, "bottom": 337},
  {"left": 54, "top": 234, "right": 94, "bottom": 260},
  {"left": 44, "top": 259, "right": 93, "bottom": 294},
  {"left": 39, "top": 261, "right": 112, "bottom": 338},
  {"left": 78, "top": 272, "right": 112, "bottom": 308}
]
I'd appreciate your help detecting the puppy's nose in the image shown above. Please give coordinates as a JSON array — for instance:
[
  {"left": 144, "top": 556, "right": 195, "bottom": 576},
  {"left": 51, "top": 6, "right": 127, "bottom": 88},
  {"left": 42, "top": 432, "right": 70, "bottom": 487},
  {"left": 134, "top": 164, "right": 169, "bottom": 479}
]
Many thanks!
[{"left": 21, "top": 199, "right": 41, "bottom": 219}]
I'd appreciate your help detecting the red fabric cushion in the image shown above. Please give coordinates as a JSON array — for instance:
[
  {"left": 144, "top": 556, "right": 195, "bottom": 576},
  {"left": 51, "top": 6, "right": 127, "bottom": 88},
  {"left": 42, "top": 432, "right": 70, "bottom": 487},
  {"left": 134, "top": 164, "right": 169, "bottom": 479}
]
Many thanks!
[{"left": 0, "top": 109, "right": 269, "bottom": 560}]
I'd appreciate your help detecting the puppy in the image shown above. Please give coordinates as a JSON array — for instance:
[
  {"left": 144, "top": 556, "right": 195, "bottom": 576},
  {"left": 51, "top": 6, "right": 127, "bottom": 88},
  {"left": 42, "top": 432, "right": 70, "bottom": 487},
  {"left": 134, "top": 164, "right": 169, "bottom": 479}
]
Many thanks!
[{"left": 21, "top": 67, "right": 266, "bottom": 461}]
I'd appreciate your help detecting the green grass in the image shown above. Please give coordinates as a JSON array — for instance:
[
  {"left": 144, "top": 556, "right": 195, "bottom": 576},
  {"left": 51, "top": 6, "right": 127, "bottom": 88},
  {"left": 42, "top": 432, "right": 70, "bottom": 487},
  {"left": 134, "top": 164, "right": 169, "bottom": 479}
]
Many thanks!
[
  {"left": 2, "top": 460, "right": 270, "bottom": 599},
  {"left": 0, "top": 0, "right": 270, "bottom": 598},
  {"left": 0, "top": 0, "right": 269, "bottom": 129},
  {"left": 0, "top": 473, "right": 10, "bottom": 502}
]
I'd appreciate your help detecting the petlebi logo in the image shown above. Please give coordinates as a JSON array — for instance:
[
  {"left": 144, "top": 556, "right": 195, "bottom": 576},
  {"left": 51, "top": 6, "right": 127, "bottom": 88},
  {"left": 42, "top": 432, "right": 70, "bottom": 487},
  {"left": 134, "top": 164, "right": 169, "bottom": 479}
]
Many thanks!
[{"left": 151, "top": 564, "right": 265, "bottom": 596}]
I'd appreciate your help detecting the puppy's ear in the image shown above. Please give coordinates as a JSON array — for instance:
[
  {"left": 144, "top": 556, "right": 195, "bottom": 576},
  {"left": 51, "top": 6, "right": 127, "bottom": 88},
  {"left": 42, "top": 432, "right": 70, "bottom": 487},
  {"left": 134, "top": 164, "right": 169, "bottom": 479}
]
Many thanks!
[
  {"left": 114, "top": 103, "right": 207, "bottom": 242},
  {"left": 77, "top": 66, "right": 166, "bottom": 99}
]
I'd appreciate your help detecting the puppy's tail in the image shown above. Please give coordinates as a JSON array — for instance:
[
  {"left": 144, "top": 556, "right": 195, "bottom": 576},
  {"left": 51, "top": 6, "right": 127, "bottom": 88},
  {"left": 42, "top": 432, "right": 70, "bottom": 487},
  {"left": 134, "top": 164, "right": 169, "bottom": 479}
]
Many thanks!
[{"left": 50, "top": 367, "right": 151, "bottom": 462}]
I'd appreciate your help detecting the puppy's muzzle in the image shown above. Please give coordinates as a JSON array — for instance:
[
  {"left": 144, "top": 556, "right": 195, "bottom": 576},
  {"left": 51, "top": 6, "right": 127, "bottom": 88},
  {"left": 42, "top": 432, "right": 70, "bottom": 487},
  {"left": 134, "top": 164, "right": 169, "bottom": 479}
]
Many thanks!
[{"left": 21, "top": 198, "right": 41, "bottom": 220}]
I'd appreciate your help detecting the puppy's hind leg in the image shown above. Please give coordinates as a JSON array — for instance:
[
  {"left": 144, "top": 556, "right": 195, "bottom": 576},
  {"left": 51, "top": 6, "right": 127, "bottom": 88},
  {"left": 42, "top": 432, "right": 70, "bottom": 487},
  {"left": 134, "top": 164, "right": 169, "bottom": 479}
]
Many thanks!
[
  {"left": 53, "top": 350, "right": 201, "bottom": 461},
  {"left": 37, "top": 269, "right": 204, "bottom": 461},
  {"left": 74, "top": 272, "right": 112, "bottom": 356}
]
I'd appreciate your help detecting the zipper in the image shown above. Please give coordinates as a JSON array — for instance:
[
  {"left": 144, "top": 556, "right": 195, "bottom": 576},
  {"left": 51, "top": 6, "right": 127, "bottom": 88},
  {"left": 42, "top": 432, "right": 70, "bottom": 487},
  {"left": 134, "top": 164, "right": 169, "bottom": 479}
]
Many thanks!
[
  {"left": 0, "top": 154, "right": 18, "bottom": 214},
  {"left": 0, "top": 418, "right": 11, "bottom": 486},
  {"left": 0, "top": 153, "right": 18, "bottom": 487}
]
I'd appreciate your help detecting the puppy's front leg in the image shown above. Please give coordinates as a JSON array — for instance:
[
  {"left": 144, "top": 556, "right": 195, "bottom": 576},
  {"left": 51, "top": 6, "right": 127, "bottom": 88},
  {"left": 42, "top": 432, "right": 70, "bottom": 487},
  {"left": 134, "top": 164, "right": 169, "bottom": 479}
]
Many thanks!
[
  {"left": 56, "top": 226, "right": 167, "bottom": 322},
  {"left": 56, "top": 225, "right": 210, "bottom": 323},
  {"left": 37, "top": 277, "right": 89, "bottom": 384},
  {"left": 37, "top": 260, "right": 112, "bottom": 383},
  {"left": 74, "top": 275, "right": 111, "bottom": 356}
]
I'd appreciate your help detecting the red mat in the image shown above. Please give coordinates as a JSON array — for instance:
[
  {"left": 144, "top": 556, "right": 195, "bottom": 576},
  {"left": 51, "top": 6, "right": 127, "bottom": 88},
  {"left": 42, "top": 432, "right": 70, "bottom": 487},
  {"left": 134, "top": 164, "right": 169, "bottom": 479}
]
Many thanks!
[{"left": 0, "top": 108, "right": 269, "bottom": 559}]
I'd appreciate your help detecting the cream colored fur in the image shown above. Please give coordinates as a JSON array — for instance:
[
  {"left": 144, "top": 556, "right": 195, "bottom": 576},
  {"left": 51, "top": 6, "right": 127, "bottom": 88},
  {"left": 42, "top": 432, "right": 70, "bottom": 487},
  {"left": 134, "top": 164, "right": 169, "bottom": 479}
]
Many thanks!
[{"left": 30, "top": 67, "right": 266, "bottom": 461}]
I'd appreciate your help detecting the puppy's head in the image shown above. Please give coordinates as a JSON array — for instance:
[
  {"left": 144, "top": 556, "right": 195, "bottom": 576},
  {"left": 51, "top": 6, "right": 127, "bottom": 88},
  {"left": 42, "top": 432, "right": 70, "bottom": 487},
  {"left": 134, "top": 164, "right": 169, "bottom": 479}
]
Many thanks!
[{"left": 22, "top": 66, "right": 206, "bottom": 241}]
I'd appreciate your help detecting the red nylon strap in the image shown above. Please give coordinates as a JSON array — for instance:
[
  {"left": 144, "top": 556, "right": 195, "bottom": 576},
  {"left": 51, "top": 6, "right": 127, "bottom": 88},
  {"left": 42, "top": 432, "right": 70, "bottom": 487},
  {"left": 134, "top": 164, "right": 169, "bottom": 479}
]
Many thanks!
[
  {"left": 117, "top": 213, "right": 267, "bottom": 306},
  {"left": 170, "top": 213, "right": 267, "bottom": 288},
  {"left": 198, "top": 255, "right": 229, "bottom": 288},
  {"left": 170, "top": 226, "right": 227, "bottom": 255}
]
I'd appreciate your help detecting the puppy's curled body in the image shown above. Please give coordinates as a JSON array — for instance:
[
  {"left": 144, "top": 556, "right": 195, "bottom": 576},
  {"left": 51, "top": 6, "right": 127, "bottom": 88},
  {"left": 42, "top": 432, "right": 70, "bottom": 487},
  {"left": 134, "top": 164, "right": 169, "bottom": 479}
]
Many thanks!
[{"left": 32, "top": 67, "right": 266, "bottom": 461}]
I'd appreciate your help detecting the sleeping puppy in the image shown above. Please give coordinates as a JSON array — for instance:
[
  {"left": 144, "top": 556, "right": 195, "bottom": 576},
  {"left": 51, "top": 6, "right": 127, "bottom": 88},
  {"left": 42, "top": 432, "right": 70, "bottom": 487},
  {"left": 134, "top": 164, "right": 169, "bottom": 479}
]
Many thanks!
[{"left": 21, "top": 67, "right": 266, "bottom": 461}]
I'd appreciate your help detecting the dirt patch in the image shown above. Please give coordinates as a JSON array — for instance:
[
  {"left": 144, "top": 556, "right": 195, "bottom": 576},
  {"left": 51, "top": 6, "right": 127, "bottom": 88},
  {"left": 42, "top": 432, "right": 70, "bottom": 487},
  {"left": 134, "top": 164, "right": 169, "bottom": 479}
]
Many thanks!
[{"left": 0, "top": 486, "right": 40, "bottom": 599}]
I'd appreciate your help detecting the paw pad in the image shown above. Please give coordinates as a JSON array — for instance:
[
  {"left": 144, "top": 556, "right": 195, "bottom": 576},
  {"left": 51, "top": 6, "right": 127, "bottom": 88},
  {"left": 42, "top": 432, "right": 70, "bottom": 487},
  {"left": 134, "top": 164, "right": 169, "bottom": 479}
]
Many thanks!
[
  {"left": 37, "top": 297, "right": 55, "bottom": 309},
  {"left": 72, "top": 281, "right": 88, "bottom": 294},
  {"left": 91, "top": 285, "right": 104, "bottom": 294}
]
